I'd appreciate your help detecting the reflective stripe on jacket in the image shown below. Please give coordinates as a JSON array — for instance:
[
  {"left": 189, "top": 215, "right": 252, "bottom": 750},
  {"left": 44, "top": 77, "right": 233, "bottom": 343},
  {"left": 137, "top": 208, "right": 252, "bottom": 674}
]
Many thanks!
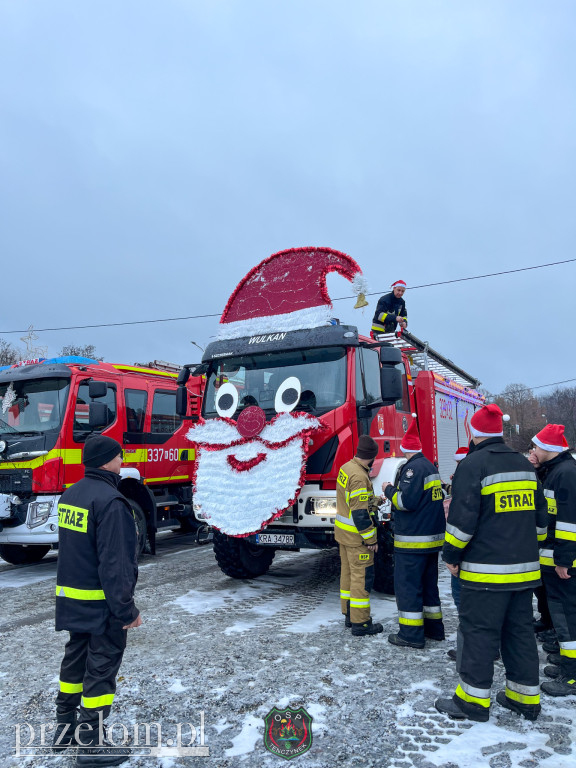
[
  {"left": 383, "top": 453, "right": 446, "bottom": 554},
  {"left": 334, "top": 457, "right": 377, "bottom": 547},
  {"left": 536, "top": 451, "right": 576, "bottom": 570},
  {"left": 442, "top": 437, "right": 548, "bottom": 591},
  {"left": 55, "top": 467, "right": 139, "bottom": 633}
]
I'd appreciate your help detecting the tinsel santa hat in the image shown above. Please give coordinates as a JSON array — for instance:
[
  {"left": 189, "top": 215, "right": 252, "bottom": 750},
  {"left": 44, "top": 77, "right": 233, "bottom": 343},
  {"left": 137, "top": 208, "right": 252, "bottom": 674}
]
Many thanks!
[
  {"left": 532, "top": 424, "right": 569, "bottom": 453},
  {"left": 470, "top": 403, "right": 510, "bottom": 437},
  {"left": 454, "top": 446, "right": 469, "bottom": 462},
  {"left": 218, "top": 247, "right": 367, "bottom": 339},
  {"left": 400, "top": 415, "right": 422, "bottom": 453}
]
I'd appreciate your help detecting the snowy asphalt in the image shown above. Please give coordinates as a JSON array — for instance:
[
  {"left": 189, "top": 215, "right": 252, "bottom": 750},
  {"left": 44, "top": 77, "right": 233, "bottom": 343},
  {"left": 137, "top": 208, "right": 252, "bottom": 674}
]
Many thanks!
[{"left": 0, "top": 535, "right": 575, "bottom": 768}]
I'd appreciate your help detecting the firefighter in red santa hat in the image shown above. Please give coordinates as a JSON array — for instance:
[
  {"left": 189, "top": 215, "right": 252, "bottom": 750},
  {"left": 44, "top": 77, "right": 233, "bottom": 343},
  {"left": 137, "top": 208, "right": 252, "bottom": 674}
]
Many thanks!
[
  {"left": 436, "top": 403, "right": 548, "bottom": 723},
  {"left": 383, "top": 416, "right": 446, "bottom": 649},
  {"left": 371, "top": 280, "right": 408, "bottom": 337},
  {"left": 529, "top": 423, "right": 576, "bottom": 697}
]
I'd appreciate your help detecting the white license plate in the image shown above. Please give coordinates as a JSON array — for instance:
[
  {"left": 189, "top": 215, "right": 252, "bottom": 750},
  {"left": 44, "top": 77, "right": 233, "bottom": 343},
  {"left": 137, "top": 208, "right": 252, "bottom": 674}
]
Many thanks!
[{"left": 256, "top": 533, "right": 295, "bottom": 545}]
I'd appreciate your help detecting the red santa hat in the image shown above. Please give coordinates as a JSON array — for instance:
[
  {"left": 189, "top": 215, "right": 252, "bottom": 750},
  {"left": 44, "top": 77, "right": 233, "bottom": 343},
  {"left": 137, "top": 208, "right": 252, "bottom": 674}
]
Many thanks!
[
  {"left": 470, "top": 403, "right": 509, "bottom": 437},
  {"left": 219, "top": 247, "right": 366, "bottom": 340},
  {"left": 391, "top": 279, "right": 406, "bottom": 289},
  {"left": 454, "top": 446, "right": 469, "bottom": 462},
  {"left": 532, "top": 424, "right": 569, "bottom": 453},
  {"left": 400, "top": 415, "right": 422, "bottom": 453}
]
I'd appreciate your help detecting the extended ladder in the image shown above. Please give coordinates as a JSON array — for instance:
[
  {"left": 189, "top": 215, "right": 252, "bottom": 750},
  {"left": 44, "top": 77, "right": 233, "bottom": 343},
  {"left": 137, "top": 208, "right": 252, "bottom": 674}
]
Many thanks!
[{"left": 375, "top": 330, "right": 481, "bottom": 389}]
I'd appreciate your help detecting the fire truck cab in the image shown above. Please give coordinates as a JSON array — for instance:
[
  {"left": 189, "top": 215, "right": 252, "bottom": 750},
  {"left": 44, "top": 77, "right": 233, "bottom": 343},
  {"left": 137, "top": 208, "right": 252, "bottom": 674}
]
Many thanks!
[
  {"left": 187, "top": 326, "right": 483, "bottom": 592},
  {"left": 0, "top": 357, "right": 203, "bottom": 564}
]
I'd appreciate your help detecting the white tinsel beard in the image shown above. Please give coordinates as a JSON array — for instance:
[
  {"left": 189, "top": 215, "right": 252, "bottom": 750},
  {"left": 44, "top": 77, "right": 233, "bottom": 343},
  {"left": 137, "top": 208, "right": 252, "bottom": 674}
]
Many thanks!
[{"left": 194, "top": 438, "right": 308, "bottom": 536}]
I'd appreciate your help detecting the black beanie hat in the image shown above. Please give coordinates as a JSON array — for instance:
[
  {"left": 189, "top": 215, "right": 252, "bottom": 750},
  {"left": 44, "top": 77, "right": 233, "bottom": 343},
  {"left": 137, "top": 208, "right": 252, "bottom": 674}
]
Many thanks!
[
  {"left": 83, "top": 435, "right": 122, "bottom": 468},
  {"left": 356, "top": 435, "right": 379, "bottom": 460}
]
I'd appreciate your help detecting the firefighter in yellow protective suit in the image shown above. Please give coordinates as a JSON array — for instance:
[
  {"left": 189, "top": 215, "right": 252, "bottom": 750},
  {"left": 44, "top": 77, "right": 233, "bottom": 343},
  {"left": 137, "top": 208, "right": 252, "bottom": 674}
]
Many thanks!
[{"left": 335, "top": 435, "right": 384, "bottom": 637}]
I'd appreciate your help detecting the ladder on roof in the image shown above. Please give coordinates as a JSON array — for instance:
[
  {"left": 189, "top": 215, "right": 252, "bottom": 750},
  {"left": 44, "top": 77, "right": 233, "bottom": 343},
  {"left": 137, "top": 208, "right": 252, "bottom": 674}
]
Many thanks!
[
  {"left": 134, "top": 360, "right": 182, "bottom": 373},
  {"left": 375, "top": 330, "right": 481, "bottom": 389}
]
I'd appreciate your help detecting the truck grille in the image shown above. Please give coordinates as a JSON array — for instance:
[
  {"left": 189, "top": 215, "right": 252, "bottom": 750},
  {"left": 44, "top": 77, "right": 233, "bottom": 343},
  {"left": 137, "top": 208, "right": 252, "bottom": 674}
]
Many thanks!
[{"left": 0, "top": 469, "right": 33, "bottom": 494}]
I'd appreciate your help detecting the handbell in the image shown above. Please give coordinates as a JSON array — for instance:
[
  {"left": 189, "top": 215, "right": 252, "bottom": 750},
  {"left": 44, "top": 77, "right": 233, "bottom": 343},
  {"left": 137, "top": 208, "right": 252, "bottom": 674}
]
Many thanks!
[{"left": 354, "top": 292, "right": 369, "bottom": 309}]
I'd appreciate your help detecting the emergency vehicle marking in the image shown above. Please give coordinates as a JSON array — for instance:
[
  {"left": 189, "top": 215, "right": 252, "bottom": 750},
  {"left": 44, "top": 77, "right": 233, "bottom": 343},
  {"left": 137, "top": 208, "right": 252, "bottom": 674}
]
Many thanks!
[
  {"left": 248, "top": 333, "right": 287, "bottom": 344},
  {"left": 58, "top": 504, "right": 89, "bottom": 533},
  {"left": 495, "top": 490, "right": 535, "bottom": 512},
  {"left": 438, "top": 397, "right": 454, "bottom": 420}
]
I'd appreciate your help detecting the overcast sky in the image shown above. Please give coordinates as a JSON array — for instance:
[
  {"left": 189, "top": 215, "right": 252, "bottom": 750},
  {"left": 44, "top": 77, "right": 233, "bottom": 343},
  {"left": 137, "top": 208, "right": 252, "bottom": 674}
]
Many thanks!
[{"left": 1, "top": 1, "right": 574, "bottom": 394}]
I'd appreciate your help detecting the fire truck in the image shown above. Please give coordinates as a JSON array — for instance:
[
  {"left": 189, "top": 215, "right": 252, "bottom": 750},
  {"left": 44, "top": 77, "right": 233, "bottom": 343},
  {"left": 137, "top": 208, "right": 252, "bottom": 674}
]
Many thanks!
[
  {"left": 0, "top": 357, "right": 203, "bottom": 564},
  {"left": 182, "top": 327, "right": 483, "bottom": 592}
]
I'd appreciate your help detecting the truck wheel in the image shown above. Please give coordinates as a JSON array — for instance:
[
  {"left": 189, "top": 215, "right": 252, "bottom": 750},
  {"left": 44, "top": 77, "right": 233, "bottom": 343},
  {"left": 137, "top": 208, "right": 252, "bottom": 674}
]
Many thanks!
[
  {"left": 373, "top": 525, "right": 395, "bottom": 595},
  {"left": 130, "top": 501, "right": 148, "bottom": 557},
  {"left": 213, "top": 531, "right": 275, "bottom": 578},
  {"left": 0, "top": 544, "right": 51, "bottom": 565}
]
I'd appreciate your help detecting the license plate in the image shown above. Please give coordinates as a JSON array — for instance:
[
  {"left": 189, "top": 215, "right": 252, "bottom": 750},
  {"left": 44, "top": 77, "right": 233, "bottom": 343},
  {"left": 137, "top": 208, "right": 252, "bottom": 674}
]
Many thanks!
[{"left": 256, "top": 533, "right": 295, "bottom": 545}]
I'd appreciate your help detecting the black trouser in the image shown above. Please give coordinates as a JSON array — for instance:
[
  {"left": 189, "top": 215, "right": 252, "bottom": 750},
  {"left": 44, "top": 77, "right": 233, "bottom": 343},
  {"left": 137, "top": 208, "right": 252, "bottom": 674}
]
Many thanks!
[
  {"left": 56, "top": 626, "right": 127, "bottom": 728},
  {"left": 394, "top": 552, "right": 444, "bottom": 643},
  {"left": 455, "top": 587, "right": 540, "bottom": 717},
  {"left": 542, "top": 569, "right": 576, "bottom": 677},
  {"left": 534, "top": 584, "right": 553, "bottom": 629}
]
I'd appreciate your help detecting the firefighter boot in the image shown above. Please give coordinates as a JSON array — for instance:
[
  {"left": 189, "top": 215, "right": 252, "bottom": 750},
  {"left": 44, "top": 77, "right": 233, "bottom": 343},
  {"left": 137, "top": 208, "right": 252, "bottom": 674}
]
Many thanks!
[
  {"left": 496, "top": 690, "right": 540, "bottom": 721},
  {"left": 540, "top": 676, "right": 576, "bottom": 697},
  {"left": 76, "top": 724, "right": 131, "bottom": 767},
  {"left": 344, "top": 605, "right": 351, "bottom": 629},
  {"left": 388, "top": 633, "right": 425, "bottom": 649},
  {"left": 52, "top": 710, "right": 78, "bottom": 752},
  {"left": 351, "top": 619, "right": 383, "bottom": 637},
  {"left": 542, "top": 639, "right": 560, "bottom": 654},
  {"left": 547, "top": 653, "right": 561, "bottom": 665},
  {"left": 434, "top": 696, "right": 489, "bottom": 722},
  {"left": 543, "top": 665, "right": 561, "bottom": 679}
]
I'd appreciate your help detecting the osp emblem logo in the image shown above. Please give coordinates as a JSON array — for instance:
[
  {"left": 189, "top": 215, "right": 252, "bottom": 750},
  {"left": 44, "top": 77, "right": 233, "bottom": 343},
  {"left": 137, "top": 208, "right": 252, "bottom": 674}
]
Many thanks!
[
  {"left": 377, "top": 414, "right": 385, "bottom": 436},
  {"left": 263, "top": 707, "right": 313, "bottom": 760}
]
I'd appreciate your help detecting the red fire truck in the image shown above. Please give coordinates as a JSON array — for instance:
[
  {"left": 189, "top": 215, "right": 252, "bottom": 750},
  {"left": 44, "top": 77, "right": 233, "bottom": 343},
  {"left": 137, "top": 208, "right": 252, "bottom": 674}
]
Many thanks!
[
  {"left": 183, "top": 328, "right": 483, "bottom": 592},
  {"left": 0, "top": 357, "right": 203, "bottom": 564}
]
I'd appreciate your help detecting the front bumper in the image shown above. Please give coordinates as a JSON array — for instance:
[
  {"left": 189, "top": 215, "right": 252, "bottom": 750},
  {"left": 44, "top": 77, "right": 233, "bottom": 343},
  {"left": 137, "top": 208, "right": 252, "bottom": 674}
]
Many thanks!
[{"left": 0, "top": 494, "right": 60, "bottom": 544}]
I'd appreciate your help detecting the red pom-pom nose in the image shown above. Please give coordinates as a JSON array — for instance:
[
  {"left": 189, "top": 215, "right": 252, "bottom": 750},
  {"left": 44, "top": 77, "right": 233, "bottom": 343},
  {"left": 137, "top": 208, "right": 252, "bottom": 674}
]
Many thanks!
[{"left": 236, "top": 406, "right": 267, "bottom": 438}]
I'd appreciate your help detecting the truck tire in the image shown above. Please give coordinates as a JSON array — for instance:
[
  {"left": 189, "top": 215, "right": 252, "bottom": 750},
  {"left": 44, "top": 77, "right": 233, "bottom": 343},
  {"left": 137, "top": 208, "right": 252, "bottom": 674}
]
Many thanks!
[
  {"left": 213, "top": 531, "right": 275, "bottom": 578},
  {"left": 129, "top": 501, "right": 148, "bottom": 557},
  {"left": 0, "top": 544, "right": 51, "bottom": 565},
  {"left": 373, "top": 525, "right": 395, "bottom": 595}
]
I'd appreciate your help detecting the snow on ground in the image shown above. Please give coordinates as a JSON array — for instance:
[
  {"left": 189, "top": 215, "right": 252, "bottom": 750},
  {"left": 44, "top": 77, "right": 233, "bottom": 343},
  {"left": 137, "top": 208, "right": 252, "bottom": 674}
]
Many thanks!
[{"left": 0, "top": 544, "right": 574, "bottom": 768}]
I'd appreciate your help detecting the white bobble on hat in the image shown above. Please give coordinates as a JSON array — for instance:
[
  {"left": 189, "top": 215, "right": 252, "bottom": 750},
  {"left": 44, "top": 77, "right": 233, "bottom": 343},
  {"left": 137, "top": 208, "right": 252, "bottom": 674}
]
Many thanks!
[{"left": 503, "top": 414, "right": 511, "bottom": 422}]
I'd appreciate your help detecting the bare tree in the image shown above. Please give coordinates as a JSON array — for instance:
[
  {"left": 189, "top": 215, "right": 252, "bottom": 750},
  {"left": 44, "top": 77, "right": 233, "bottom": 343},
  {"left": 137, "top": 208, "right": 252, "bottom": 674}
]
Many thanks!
[
  {"left": 59, "top": 344, "right": 104, "bottom": 361},
  {"left": 495, "top": 383, "right": 545, "bottom": 452},
  {"left": 0, "top": 338, "right": 21, "bottom": 366},
  {"left": 539, "top": 387, "right": 576, "bottom": 448}
]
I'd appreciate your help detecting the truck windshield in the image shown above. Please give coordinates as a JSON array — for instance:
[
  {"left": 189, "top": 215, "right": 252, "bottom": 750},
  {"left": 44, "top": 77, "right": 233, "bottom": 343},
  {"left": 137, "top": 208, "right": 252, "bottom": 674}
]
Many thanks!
[
  {"left": 204, "top": 347, "right": 348, "bottom": 419},
  {"left": 0, "top": 378, "right": 70, "bottom": 434}
]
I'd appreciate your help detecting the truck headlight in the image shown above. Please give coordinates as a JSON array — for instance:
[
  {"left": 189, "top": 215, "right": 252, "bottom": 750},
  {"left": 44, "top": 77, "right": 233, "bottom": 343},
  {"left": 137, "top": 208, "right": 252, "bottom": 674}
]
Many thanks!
[
  {"left": 312, "top": 497, "right": 337, "bottom": 516},
  {"left": 27, "top": 501, "right": 54, "bottom": 528}
]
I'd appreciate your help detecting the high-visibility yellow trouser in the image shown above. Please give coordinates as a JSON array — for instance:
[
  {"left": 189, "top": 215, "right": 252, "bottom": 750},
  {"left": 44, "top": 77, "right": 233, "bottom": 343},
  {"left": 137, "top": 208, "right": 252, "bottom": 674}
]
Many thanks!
[{"left": 339, "top": 544, "right": 375, "bottom": 624}]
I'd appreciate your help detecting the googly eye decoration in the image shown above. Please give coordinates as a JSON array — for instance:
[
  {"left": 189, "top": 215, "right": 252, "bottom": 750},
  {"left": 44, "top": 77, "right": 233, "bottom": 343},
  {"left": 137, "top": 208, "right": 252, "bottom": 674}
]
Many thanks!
[
  {"left": 215, "top": 382, "right": 239, "bottom": 418},
  {"left": 274, "top": 376, "right": 302, "bottom": 413}
]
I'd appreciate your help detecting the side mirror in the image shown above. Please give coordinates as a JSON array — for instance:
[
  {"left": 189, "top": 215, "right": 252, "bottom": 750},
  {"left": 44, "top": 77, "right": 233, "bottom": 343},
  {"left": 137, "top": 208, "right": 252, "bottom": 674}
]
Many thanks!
[
  {"left": 177, "top": 367, "right": 191, "bottom": 386},
  {"left": 176, "top": 386, "right": 188, "bottom": 417},
  {"left": 88, "top": 381, "right": 107, "bottom": 399},
  {"left": 380, "top": 367, "right": 402, "bottom": 404},
  {"left": 89, "top": 402, "right": 109, "bottom": 429},
  {"left": 379, "top": 346, "right": 402, "bottom": 365}
]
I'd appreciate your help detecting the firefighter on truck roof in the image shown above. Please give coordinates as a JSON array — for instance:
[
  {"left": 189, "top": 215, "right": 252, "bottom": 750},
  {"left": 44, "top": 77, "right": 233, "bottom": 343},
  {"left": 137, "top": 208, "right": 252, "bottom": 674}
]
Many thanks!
[
  {"left": 529, "top": 423, "right": 576, "bottom": 698},
  {"left": 53, "top": 435, "right": 141, "bottom": 765},
  {"left": 383, "top": 417, "right": 446, "bottom": 649},
  {"left": 435, "top": 404, "right": 548, "bottom": 723},
  {"left": 335, "top": 435, "right": 384, "bottom": 637},
  {"left": 371, "top": 279, "right": 408, "bottom": 338}
]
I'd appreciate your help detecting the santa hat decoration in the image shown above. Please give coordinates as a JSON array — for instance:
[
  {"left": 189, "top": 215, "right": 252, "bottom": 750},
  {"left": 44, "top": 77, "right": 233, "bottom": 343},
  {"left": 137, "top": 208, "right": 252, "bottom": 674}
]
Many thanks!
[
  {"left": 532, "top": 424, "right": 570, "bottom": 453},
  {"left": 454, "top": 446, "right": 469, "bottom": 462},
  {"left": 400, "top": 414, "right": 422, "bottom": 453},
  {"left": 470, "top": 403, "right": 509, "bottom": 437},
  {"left": 391, "top": 279, "right": 407, "bottom": 289},
  {"left": 219, "top": 247, "right": 366, "bottom": 339}
]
